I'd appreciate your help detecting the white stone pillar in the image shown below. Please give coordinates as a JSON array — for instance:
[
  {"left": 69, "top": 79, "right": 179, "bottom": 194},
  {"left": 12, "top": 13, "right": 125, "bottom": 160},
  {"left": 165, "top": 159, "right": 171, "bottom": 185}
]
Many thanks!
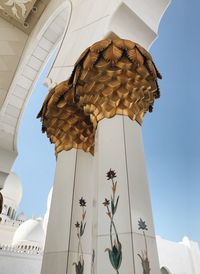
[
  {"left": 42, "top": 116, "right": 160, "bottom": 274},
  {"left": 94, "top": 116, "right": 160, "bottom": 274},
  {"left": 41, "top": 150, "right": 95, "bottom": 274}
]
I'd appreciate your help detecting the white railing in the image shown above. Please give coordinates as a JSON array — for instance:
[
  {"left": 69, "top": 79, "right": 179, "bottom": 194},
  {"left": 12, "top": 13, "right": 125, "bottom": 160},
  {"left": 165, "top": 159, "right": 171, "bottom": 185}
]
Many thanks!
[{"left": 0, "top": 244, "right": 43, "bottom": 255}]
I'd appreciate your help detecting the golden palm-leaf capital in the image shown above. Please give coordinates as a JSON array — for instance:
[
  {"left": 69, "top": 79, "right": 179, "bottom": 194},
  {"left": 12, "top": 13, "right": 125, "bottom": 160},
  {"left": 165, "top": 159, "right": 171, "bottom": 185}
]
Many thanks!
[
  {"left": 37, "top": 80, "right": 95, "bottom": 155},
  {"left": 38, "top": 38, "right": 161, "bottom": 155},
  {"left": 69, "top": 38, "right": 161, "bottom": 124}
]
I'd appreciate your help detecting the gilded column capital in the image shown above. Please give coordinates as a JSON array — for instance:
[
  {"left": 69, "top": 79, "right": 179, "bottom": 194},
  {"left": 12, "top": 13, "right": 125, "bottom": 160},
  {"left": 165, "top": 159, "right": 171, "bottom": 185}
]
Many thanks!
[
  {"left": 37, "top": 80, "right": 95, "bottom": 154},
  {"left": 38, "top": 38, "right": 161, "bottom": 155}
]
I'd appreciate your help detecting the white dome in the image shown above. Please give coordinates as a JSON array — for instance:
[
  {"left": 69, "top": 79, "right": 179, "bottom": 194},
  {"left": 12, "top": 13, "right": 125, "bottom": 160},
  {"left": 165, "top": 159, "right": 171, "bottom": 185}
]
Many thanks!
[
  {"left": 2, "top": 172, "right": 22, "bottom": 207},
  {"left": 12, "top": 218, "right": 45, "bottom": 248}
]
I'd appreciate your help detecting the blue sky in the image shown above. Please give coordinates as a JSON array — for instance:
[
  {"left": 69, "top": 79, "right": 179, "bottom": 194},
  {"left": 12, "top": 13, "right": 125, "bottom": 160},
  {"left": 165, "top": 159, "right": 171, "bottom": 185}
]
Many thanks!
[{"left": 13, "top": 1, "right": 200, "bottom": 244}]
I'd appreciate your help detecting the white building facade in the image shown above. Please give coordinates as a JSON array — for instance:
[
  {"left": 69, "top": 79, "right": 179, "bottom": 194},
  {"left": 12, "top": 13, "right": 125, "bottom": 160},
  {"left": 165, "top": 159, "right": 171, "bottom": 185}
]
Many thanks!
[{"left": 0, "top": 173, "right": 44, "bottom": 274}]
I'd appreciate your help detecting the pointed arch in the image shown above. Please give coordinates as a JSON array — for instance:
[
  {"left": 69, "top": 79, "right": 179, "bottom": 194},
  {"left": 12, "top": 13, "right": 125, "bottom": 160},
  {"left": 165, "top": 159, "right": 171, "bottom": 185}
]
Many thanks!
[{"left": 0, "top": 1, "right": 72, "bottom": 188}]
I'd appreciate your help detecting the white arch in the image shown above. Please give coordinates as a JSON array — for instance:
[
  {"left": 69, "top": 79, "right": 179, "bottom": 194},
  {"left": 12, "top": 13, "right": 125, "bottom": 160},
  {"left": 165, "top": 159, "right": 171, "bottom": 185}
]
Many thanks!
[
  {"left": 0, "top": 0, "right": 71, "bottom": 153},
  {"left": 14, "top": 1, "right": 72, "bottom": 151},
  {"left": 0, "top": 0, "right": 71, "bottom": 188}
]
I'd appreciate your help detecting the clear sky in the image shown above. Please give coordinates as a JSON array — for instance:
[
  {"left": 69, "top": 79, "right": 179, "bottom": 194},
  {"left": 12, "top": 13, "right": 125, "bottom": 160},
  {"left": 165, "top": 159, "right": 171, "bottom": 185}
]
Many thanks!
[{"left": 13, "top": 0, "right": 200, "bottom": 244}]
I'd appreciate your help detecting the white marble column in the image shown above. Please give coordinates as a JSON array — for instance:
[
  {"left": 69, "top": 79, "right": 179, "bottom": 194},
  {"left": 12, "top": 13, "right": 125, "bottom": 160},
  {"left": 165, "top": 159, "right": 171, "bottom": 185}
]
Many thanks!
[
  {"left": 94, "top": 116, "right": 160, "bottom": 274},
  {"left": 41, "top": 150, "right": 95, "bottom": 274},
  {"left": 42, "top": 116, "right": 160, "bottom": 274}
]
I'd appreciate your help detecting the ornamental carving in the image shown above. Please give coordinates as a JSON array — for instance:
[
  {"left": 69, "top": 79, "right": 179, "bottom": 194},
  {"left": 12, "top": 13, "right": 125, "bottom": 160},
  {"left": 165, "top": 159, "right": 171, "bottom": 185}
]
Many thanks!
[
  {"left": 0, "top": 0, "right": 36, "bottom": 23},
  {"left": 37, "top": 38, "right": 161, "bottom": 155},
  {"left": 0, "top": 0, "right": 49, "bottom": 33}
]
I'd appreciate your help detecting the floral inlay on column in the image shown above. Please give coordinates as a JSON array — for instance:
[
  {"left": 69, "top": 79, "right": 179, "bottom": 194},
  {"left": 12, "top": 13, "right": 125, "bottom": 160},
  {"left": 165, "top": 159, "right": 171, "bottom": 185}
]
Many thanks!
[
  {"left": 73, "top": 197, "right": 87, "bottom": 274},
  {"left": 103, "top": 169, "right": 122, "bottom": 274},
  {"left": 137, "top": 218, "right": 151, "bottom": 274}
]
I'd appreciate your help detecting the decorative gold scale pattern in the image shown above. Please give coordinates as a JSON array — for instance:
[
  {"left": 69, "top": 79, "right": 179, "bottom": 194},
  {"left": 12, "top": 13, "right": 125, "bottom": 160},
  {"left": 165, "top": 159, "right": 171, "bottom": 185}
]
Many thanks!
[
  {"left": 37, "top": 81, "right": 95, "bottom": 154},
  {"left": 37, "top": 38, "right": 162, "bottom": 155}
]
